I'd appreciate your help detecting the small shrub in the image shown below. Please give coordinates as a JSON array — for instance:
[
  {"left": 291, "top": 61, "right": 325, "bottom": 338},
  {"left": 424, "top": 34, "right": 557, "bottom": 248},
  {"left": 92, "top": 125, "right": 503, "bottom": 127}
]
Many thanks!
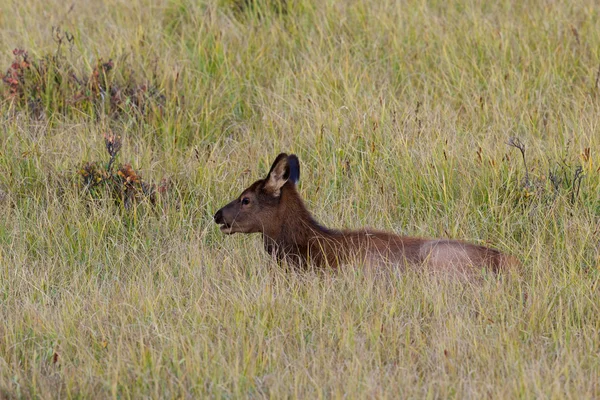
[
  {"left": 1, "top": 32, "right": 165, "bottom": 120},
  {"left": 507, "top": 137, "right": 586, "bottom": 208},
  {"left": 79, "top": 133, "right": 169, "bottom": 210}
]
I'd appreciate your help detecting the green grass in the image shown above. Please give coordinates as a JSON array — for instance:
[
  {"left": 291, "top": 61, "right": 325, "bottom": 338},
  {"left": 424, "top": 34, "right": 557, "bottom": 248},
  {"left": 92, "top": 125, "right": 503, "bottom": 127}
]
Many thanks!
[{"left": 1, "top": 0, "right": 600, "bottom": 397}]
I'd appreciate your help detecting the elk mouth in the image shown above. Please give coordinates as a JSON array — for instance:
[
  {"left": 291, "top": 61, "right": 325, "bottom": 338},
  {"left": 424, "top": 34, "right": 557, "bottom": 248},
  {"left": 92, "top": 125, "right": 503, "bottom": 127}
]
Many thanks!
[{"left": 219, "top": 223, "right": 235, "bottom": 234}]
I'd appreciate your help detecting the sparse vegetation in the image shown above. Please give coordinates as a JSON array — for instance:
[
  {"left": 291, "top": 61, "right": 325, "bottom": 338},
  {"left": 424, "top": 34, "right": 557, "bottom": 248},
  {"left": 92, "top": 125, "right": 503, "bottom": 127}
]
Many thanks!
[
  {"left": 78, "top": 132, "right": 169, "bottom": 210},
  {"left": 0, "top": 0, "right": 599, "bottom": 398},
  {"left": 1, "top": 41, "right": 165, "bottom": 121}
]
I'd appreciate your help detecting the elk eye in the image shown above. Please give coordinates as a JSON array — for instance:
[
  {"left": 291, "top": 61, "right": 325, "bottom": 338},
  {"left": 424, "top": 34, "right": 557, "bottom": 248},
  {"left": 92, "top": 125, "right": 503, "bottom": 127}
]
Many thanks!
[{"left": 241, "top": 197, "right": 250, "bottom": 205}]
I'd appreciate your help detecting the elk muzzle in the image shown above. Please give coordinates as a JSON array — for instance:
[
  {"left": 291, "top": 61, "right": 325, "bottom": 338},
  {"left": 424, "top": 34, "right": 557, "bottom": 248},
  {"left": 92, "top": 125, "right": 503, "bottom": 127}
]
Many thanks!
[{"left": 213, "top": 207, "right": 235, "bottom": 234}]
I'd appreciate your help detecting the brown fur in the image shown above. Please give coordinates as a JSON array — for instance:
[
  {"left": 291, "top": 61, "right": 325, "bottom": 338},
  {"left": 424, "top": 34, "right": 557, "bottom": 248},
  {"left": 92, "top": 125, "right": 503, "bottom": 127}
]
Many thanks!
[{"left": 214, "top": 153, "right": 520, "bottom": 273}]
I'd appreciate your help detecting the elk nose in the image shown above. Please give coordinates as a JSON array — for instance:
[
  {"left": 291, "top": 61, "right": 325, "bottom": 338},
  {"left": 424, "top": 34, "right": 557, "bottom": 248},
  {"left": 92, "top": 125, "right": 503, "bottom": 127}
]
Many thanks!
[{"left": 214, "top": 209, "right": 224, "bottom": 224}]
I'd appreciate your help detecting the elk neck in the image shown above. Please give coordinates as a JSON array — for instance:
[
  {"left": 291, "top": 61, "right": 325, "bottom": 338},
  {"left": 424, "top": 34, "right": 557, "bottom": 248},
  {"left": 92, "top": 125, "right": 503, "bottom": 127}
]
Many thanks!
[{"left": 261, "top": 183, "right": 339, "bottom": 252}]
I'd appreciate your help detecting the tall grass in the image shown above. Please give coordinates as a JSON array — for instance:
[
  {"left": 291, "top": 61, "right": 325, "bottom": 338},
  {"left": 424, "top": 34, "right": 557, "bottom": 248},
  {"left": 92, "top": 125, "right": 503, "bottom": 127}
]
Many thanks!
[{"left": 1, "top": 0, "right": 599, "bottom": 397}]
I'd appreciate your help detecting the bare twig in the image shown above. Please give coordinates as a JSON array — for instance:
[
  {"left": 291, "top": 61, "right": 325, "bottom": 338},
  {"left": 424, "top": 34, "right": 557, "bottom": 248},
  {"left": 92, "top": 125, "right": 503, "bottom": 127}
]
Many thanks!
[
  {"left": 571, "top": 166, "right": 584, "bottom": 205},
  {"left": 507, "top": 137, "right": 529, "bottom": 186},
  {"left": 104, "top": 132, "right": 122, "bottom": 172}
]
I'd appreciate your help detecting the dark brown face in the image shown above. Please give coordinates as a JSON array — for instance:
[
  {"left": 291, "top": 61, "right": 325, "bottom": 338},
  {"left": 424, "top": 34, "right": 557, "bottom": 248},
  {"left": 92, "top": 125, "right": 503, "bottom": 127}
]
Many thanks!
[
  {"left": 213, "top": 180, "right": 278, "bottom": 234},
  {"left": 213, "top": 153, "right": 300, "bottom": 235}
]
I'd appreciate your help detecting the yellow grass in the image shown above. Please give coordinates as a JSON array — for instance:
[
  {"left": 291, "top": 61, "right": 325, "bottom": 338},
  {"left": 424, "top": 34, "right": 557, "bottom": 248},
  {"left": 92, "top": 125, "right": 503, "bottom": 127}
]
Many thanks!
[{"left": 1, "top": 0, "right": 599, "bottom": 397}]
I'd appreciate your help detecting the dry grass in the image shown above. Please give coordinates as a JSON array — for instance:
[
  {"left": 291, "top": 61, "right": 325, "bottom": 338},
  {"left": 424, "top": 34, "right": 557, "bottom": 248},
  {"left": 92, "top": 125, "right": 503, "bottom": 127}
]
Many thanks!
[{"left": 1, "top": 0, "right": 600, "bottom": 397}]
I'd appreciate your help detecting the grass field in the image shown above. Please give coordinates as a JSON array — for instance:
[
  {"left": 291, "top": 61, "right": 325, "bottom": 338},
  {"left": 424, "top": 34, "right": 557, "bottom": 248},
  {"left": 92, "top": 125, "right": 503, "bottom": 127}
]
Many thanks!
[{"left": 1, "top": 0, "right": 600, "bottom": 397}]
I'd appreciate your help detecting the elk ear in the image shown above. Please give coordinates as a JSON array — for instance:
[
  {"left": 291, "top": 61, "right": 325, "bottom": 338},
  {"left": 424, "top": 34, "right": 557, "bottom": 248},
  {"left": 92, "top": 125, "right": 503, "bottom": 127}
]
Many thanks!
[
  {"left": 287, "top": 154, "right": 300, "bottom": 185},
  {"left": 264, "top": 153, "right": 300, "bottom": 196}
]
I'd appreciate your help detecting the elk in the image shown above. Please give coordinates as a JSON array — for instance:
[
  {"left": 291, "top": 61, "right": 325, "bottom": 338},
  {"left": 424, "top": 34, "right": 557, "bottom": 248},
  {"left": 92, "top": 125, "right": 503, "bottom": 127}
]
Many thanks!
[{"left": 214, "top": 153, "right": 519, "bottom": 274}]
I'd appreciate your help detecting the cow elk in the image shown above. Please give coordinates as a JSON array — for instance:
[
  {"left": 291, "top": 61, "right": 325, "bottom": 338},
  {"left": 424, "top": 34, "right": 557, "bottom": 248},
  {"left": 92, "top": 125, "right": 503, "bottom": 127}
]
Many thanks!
[{"left": 214, "top": 153, "right": 520, "bottom": 274}]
